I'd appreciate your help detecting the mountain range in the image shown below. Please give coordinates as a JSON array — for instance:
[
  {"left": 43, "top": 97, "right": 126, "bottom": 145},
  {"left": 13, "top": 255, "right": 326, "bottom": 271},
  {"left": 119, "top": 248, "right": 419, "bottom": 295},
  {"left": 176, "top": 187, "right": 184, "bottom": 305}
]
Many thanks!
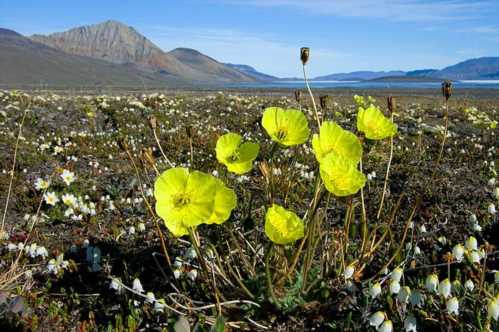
[{"left": 1, "top": 20, "right": 499, "bottom": 87}]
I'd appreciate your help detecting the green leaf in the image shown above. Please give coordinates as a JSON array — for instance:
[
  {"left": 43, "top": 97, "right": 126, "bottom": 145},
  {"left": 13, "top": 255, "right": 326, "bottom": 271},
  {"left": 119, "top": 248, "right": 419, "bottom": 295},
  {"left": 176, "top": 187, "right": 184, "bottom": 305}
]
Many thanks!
[{"left": 210, "top": 316, "right": 225, "bottom": 332}]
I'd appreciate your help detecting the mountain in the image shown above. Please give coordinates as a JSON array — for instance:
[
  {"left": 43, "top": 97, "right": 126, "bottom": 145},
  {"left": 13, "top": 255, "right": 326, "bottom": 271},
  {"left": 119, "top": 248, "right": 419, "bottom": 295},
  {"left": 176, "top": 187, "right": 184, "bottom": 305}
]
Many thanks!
[
  {"left": 0, "top": 28, "right": 185, "bottom": 88},
  {"left": 313, "top": 71, "right": 406, "bottom": 81},
  {"left": 31, "top": 20, "right": 257, "bottom": 83},
  {"left": 406, "top": 69, "right": 438, "bottom": 77},
  {"left": 432, "top": 57, "right": 499, "bottom": 80},
  {"left": 224, "top": 63, "right": 278, "bottom": 81}
]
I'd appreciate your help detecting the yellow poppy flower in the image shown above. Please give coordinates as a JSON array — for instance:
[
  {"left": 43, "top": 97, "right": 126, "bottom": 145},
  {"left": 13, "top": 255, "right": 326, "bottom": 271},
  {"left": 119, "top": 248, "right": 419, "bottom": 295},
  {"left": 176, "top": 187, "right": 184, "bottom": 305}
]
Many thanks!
[
  {"left": 312, "top": 121, "right": 362, "bottom": 164},
  {"left": 357, "top": 105, "right": 397, "bottom": 140},
  {"left": 154, "top": 168, "right": 237, "bottom": 236},
  {"left": 320, "top": 152, "right": 366, "bottom": 197},
  {"left": 206, "top": 178, "right": 238, "bottom": 225},
  {"left": 262, "top": 107, "right": 310, "bottom": 146},
  {"left": 264, "top": 204, "right": 304, "bottom": 245},
  {"left": 216, "top": 133, "right": 259, "bottom": 175}
]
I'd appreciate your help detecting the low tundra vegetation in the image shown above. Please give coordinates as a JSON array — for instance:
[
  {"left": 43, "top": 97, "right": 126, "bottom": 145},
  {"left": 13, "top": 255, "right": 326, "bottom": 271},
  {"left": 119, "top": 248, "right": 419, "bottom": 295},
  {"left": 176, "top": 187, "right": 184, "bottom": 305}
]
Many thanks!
[{"left": 0, "top": 86, "right": 497, "bottom": 331}]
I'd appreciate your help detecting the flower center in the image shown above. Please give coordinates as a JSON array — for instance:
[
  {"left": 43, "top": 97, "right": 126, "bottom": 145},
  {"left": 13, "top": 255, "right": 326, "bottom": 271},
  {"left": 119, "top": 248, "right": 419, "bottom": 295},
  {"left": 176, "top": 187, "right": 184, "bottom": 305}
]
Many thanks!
[
  {"left": 228, "top": 150, "right": 240, "bottom": 163},
  {"left": 276, "top": 128, "right": 287, "bottom": 140},
  {"left": 173, "top": 194, "right": 190, "bottom": 208}
]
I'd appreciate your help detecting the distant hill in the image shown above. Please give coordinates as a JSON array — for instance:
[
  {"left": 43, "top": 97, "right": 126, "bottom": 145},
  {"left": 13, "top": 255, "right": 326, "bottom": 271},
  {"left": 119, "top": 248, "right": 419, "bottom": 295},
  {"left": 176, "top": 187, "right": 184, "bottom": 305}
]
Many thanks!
[
  {"left": 369, "top": 76, "right": 443, "bottom": 83},
  {"left": 313, "top": 71, "right": 406, "bottom": 81},
  {"left": 0, "top": 28, "right": 184, "bottom": 88},
  {"left": 224, "top": 63, "right": 278, "bottom": 81},
  {"left": 31, "top": 20, "right": 257, "bottom": 83},
  {"left": 406, "top": 69, "right": 438, "bottom": 77},
  {"left": 432, "top": 57, "right": 499, "bottom": 80}
]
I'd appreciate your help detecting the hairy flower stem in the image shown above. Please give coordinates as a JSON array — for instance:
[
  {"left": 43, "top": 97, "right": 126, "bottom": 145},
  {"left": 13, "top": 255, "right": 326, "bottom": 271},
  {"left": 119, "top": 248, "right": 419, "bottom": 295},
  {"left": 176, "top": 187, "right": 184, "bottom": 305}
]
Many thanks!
[
  {"left": 1, "top": 109, "right": 28, "bottom": 232},
  {"left": 265, "top": 244, "right": 280, "bottom": 308},
  {"left": 152, "top": 127, "right": 174, "bottom": 168},
  {"left": 188, "top": 228, "right": 222, "bottom": 314},
  {"left": 302, "top": 64, "right": 321, "bottom": 129},
  {"left": 432, "top": 99, "right": 449, "bottom": 178},
  {"left": 377, "top": 113, "right": 395, "bottom": 220},
  {"left": 359, "top": 157, "right": 369, "bottom": 257}
]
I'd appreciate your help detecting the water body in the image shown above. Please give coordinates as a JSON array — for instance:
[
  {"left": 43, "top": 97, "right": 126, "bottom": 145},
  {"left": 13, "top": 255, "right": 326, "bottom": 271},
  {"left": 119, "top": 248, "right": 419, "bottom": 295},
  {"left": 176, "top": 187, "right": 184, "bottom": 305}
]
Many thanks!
[{"left": 230, "top": 80, "right": 499, "bottom": 90}]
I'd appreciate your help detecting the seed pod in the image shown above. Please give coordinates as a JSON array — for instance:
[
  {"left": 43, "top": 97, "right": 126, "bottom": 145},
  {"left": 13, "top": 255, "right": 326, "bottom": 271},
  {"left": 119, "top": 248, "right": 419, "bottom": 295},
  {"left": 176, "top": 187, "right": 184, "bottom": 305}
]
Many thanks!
[
  {"left": 142, "top": 147, "right": 155, "bottom": 169},
  {"left": 185, "top": 125, "right": 193, "bottom": 138},
  {"left": 148, "top": 115, "right": 157, "bottom": 130},
  {"left": 387, "top": 96, "right": 396, "bottom": 114},
  {"left": 300, "top": 47, "right": 310, "bottom": 65},
  {"left": 320, "top": 95, "right": 331, "bottom": 110},
  {"left": 441, "top": 80, "right": 452, "bottom": 101},
  {"left": 294, "top": 90, "right": 302, "bottom": 103}
]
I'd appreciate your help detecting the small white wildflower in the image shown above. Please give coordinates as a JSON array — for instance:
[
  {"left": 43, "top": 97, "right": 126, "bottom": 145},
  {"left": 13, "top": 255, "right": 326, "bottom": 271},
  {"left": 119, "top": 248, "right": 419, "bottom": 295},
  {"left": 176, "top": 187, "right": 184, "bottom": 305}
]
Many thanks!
[
  {"left": 369, "top": 311, "right": 385, "bottom": 329},
  {"left": 132, "top": 278, "right": 144, "bottom": 293},
  {"left": 378, "top": 320, "right": 393, "bottom": 332},
  {"left": 44, "top": 192, "right": 59, "bottom": 206},
  {"left": 186, "top": 247, "right": 197, "bottom": 260},
  {"left": 464, "top": 280, "right": 474, "bottom": 291},
  {"left": 187, "top": 269, "right": 198, "bottom": 281},
  {"left": 128, "top": 226, "right": 135, "bottom": 235},
  {"left": 488, "top": 203, "right": 496, "bottom": 215},
  {"left": 439, "top": 278, "right": 451, "bottom": 298},
  {"left": 446, "top": 297, "right": 459, "bottom": 315},
  {"left": 344, "top": 264, "right": 355, "bottom": 280},
  {"left": 110, "top": 278, "right": 122, "bottom": 293},
  {"left": 145, "top": 292, "right": 156, "bottom": 303},
  {"left": 137, "top": 223, "right": 146, "bottom": 232},
  {"left": 154, "top": 299, "right": 166, "bottom": 313},
  {"left": 465, "top": 236, "right": 478, "bottom": 251},
  {"left": 34, "top": 178, "right": 50, "bottom": 191},
  {"left": 173, "top": 269, "right": 182, "bottom": 279},
  {"left": 425, "top": 274, "right": 439, "bottom": 293},
  {"left": 369, "top": 282, "right": 382, "bottom": 299},
  {"left": 468, "top": 250, "right": 481, "bottom": 264},
  {"left": 60, "top": 169, "right": 76, "bottom": 186},
  {"left": 391, "top": 267, "right": 403, "bottom": 283},
  {"left": 389, "top": 280, "right": 401, "bottom": 294}
]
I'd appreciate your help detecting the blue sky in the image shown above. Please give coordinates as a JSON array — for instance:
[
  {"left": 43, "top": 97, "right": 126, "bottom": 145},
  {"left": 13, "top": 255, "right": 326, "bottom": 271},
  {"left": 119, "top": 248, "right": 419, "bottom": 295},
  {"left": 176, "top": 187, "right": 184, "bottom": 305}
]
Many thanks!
[{"left": 1, "top": 0, "right": 499, "bottom": 77}]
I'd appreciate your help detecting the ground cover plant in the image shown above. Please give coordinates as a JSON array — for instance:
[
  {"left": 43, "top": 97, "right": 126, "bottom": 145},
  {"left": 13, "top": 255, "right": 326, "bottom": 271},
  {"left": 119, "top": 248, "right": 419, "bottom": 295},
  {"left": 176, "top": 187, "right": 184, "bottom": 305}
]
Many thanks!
[{"left": 0, "top": 53, "right": 498, "bottom": 331}]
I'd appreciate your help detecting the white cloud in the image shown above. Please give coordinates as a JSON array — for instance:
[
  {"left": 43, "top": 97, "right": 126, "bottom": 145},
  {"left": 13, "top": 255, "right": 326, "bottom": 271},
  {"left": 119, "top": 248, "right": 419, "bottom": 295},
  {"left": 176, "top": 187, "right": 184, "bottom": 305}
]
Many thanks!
[
  {"left": 145, "top": 26, "right": 347, "bottom": 77},
  {"left": 214, "top": 0, "right": 489, "bottom": 22}
]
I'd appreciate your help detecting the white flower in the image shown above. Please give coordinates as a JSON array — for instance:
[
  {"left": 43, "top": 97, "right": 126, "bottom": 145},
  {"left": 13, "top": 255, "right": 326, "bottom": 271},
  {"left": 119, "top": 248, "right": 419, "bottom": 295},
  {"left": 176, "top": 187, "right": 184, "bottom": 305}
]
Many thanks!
[
  {"left": 62, "top": 193, "right": 77, "bottom": 207},
  {"left": 154, "top": 299, "right": 166, "bottom": 313},
  {"left": 446, "top": 297, "right": 459, "bottom": 315},
  {"left": 378, "top": 320, "right": 393, "bottom": 332},
  {"left": 110, "top": 278, "right": 122, "bottom": 293},
  {"left": 173, "top": 269, "right": 182, "bottom": 279},
  {"left": 128, "top": 226, "right": 135, "bottom": 235},
  {"left": 452, "top": 244, "right": 464, "bottom": 262},
  {"left": 369, "top": 311, "right": 385, "bottom": 329},
  {"left": 464, "top": 280, "right": 474, "bottom": 291},
  {"left": 132, "top": 278, "right": 144, "bottom": 293},
  {"left": 145, "top": 292, "right": 156, "bottom": 303},
  {"left": 439, "top": 279, "right": 451, "bottom": 298},
  {"left": 137, "top": 223, "right": 146, "bottom": 232},
  {"left": 465, "top": 236, "right": 478, "bottom": 251},
  {"left": 398, "top": 286, "right": 411, "bottom": 304},
  {"left": 369, "top": 282, "right": 382, "bottom": 299},
  {"left": 36, "top": 246, "right": 48, "bottom": 258},
  {"left": 389, "top": 280, "right": 401, "bottom": 294},
  {"left": 468, "top": 250, "right": 481, "bottom": 264},
  {"left": 187, "top": 269, "right": 198, "bottom": 281},
  {"left": 391, "top": 267, "right": 403, "bottom": 283},
  {"left": 186, "top": 247, "right": 197, "bottom": 260},
  {"left": 404, "top": 314, "right": 417, "bottom": 332},
  {"left": 488, "top": 298, "right": 499, "bottom": 321},
  {"left": 34, "top": 178, "right": 50, "bottom": 191},
  {"left": 60, "top": 169, "right": 76, "bottom": 186},
  {"left": 488, "top": 203, "right": 496, "bottom": 215},
  {"left": 488, "top": 178, "right": 496, "bottom": 187},
  {"left": 425, "top": 274, "right": 439, "bottom": 293},
  {"left": 344, "top": 264, "right": 355, "bottom": 280},
  {"left": 44, "top": 192, "right": 59, "bottom": 206}
]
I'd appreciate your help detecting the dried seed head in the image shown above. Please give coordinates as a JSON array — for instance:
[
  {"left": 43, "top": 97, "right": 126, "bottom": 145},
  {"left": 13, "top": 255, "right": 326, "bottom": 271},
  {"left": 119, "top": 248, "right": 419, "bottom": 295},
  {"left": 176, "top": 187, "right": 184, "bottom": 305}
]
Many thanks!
[
  {"left": 320, "top": 95, "right": 331, "bottom": 110},
  {"left": 258, "top": 161, "right": 271, "bottom": 184},
  {"left": 185, "top": 125, "right": 193, "bottom": 138},
  {"left": 441, "top": 80, "right": 452, "bottom": 101},
  {"left": 294, "top": 90, "right": 302, "bottom": 103},
  {"left": 300, "top": 47, "right": 310, "bottom": 65},
  {"left": 118, "top": 138, "right": 129, "bottom": 151},
  {"left": 387, "top": 96, "right": 396, "bottom": 114},
  {"left": 148, "top": 115, "right": 157, "bottom": 130},
  {"left": 142, "top": 147, "right": 155, "bottom": 169}
]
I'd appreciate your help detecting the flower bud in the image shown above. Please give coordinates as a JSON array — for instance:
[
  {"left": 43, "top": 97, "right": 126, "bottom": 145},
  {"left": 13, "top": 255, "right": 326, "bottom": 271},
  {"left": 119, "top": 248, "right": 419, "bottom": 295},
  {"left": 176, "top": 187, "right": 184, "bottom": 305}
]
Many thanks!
[
  {"left": 387, "top": 96, "right": 396, "bottom": 114},
  {"left": 300, "top": 47, "right": 310, "bottom": 65},
  {"left": 148, "top": 115, "right": 157, "bottom": 130},
  {"left": 441, "top": 80, "right": 452, "bottom": 101}
]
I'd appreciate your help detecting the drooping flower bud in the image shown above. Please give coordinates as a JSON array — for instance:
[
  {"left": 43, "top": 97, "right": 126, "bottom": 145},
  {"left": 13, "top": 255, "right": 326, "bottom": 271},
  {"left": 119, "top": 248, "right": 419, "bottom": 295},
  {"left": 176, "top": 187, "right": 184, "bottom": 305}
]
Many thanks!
[
  {"left": 300, "top": 47, "right": 310, "bottom": 65},
  {"left": 441, "top": 80, "right": 452, "bottom": 101}
]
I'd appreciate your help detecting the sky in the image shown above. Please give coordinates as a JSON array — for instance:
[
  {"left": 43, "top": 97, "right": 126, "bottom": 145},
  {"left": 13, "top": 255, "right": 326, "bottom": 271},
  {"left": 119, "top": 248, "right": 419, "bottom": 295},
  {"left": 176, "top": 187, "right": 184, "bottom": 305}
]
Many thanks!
[{"left": 1, "top": 0, "right": 499, "bottom": 77}]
